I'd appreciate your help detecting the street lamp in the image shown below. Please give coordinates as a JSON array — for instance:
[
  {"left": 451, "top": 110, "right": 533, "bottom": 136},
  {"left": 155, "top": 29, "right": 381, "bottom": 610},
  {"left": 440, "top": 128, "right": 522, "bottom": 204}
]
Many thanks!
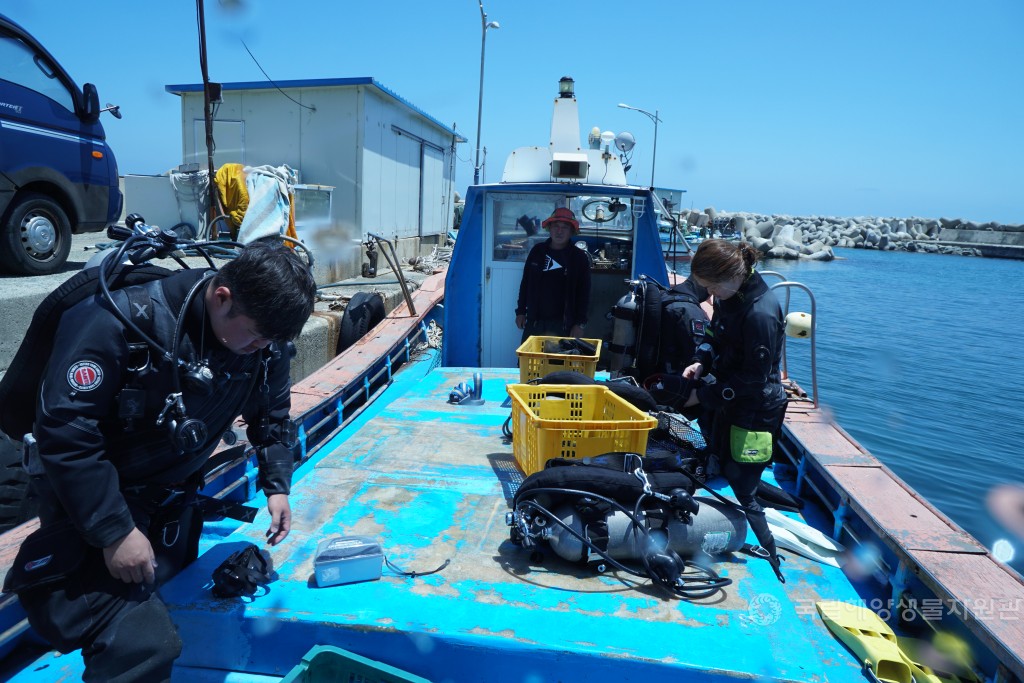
[
  {"left": 618, "top": 102, "right": 661, "bottom": 188},
  {"left": 474, "top": 2, "right": 500, "bottom": 185}
]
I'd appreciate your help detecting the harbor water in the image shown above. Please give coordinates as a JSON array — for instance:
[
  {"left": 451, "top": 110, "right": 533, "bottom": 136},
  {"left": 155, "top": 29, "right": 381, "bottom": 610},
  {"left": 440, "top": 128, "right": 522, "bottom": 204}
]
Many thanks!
[{"left": 680, "top": 247, "right": 1024, "bottom": 575}]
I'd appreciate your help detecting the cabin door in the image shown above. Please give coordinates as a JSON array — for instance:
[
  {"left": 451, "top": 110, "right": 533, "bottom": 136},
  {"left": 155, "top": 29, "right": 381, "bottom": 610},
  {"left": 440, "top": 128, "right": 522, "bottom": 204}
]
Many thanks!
[
  {"left": 482, "top": 262, "right": 523, "bottom": 368},
  {"left": 481, "top": 192, "right": 563, "bottom": 367}
]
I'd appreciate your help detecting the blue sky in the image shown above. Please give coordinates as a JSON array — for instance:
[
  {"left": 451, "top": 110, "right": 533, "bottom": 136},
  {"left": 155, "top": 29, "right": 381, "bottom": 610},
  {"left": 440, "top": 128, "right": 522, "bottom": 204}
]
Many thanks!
[{"left": 11, "top": 0, "right": 1022, "bottom": 223}]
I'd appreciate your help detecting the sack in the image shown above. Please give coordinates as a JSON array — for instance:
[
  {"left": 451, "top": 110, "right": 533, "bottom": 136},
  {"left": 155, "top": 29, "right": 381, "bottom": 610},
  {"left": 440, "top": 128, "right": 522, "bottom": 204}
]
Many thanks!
[
  {"left": 0, "top": 263, "right": 171, "bottom": 440},
  {"left": 729, "top": 426, "right": 773, "bottom": 463},
  {"left": 3, "top": 519, "right": 89, "bottom": 593}
]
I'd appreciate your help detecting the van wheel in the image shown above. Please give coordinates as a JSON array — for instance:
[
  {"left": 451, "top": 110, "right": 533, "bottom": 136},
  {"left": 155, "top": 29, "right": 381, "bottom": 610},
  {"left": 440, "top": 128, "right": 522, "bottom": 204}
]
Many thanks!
[
  {"left": 0, "top": 193, "right": 73, "bottom": 275},
  {"left": 337, "top": 292, "right": 386, "bottom": 354}
]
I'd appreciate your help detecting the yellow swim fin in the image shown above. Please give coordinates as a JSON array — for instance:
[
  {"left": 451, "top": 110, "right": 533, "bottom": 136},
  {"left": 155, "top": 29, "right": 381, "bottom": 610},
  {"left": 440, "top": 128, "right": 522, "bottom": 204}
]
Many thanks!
[
  {"left": 816, "top": 601, "right": 912, "bottom": 683},
  {"left": 896, "top": 635, "right": 979, "bottom": 683}
]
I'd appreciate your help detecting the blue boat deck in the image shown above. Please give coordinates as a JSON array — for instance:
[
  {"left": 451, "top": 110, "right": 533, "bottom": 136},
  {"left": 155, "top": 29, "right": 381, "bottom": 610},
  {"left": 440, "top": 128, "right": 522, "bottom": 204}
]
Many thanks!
[{"left": 149, "top": 364, "right": 870, "bottom": 682}]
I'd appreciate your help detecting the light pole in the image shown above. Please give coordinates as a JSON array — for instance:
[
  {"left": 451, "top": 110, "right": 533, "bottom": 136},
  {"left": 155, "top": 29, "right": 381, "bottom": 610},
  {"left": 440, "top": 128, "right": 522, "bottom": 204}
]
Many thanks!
[
  {"left": 618, "top": 103, "right": 661, "bottom": 188},
  {"left": 474, "top": 2, "right": 500, "bottom": 185}
]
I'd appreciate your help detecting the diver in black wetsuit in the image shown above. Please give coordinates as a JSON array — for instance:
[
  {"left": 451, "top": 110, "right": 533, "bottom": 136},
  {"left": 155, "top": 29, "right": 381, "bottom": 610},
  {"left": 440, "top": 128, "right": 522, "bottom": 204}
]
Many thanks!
[
  {"left": 3, "top": 240, "right": 316, "bottom": 682},
  {"left": 682, "top": 239, "right": 788, "bottom": 582}
]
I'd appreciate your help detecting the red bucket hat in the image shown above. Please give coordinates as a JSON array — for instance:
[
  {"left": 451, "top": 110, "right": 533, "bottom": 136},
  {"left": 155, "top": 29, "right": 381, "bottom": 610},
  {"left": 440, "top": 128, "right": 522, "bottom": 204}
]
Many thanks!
[{"left": 541, "top": 207, "right": 580, "bottom": 234}]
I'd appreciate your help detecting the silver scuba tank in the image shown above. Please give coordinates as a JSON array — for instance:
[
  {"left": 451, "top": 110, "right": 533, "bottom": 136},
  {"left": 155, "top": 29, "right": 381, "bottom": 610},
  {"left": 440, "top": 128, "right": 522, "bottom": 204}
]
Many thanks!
[
  {"left": 608, "top": 289, "right": 639, "bottom": 373},
  {"left": 546, "top": 497, "right": 747, "bottom": 563}
]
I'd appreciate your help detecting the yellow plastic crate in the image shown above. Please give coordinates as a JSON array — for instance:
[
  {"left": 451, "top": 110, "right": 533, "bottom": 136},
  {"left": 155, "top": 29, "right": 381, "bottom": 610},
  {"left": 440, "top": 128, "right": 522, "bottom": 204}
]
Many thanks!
[
  {"left": 515, "top": 335, "right": 602, "bottom": 383},
  {"left": 506, "top": 384, "right": 658, "bottom": 475}
]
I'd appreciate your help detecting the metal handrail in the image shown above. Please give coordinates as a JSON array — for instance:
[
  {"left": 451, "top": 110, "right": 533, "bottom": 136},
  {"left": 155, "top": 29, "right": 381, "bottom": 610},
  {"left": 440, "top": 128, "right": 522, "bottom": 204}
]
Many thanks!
[{"left": 761, "top": 272, "right": 818, "bottom": 408}]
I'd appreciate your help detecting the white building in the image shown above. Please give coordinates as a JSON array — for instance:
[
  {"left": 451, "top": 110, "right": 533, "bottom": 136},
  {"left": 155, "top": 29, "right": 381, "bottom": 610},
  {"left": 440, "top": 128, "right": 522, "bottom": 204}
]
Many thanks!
[{"left": 165, "top": 76, "right": 465, "bottom": 279}]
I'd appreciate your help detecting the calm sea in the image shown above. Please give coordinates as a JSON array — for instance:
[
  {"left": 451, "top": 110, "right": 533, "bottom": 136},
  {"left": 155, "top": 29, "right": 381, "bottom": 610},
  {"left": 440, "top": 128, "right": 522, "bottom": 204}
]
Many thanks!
[{"left": 682, "top": 248, "right": 1024, "bottom": 574}]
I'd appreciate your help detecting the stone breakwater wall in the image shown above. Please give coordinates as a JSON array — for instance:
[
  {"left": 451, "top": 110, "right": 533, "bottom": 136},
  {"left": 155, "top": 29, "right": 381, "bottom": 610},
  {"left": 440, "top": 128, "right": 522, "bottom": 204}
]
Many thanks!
[{"left": 684, "top": 207, "right": 1024, "bottom": 260}]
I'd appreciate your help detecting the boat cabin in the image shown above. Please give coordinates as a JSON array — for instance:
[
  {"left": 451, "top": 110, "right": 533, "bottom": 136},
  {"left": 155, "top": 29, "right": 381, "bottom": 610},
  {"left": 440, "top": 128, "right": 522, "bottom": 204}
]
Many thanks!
[{"left": 444, "top": 79, "right": 672, "bottom": 368}]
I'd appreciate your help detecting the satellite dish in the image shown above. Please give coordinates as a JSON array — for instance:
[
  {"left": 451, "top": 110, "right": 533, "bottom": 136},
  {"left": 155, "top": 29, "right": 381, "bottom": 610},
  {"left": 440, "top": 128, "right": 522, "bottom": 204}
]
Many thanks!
[{"left": 615, "top": 131, "right": 635, "bottom": 153}]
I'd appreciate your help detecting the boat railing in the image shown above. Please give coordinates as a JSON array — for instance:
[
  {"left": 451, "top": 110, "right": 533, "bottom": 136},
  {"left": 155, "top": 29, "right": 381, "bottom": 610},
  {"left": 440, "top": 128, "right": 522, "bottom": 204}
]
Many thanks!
[
  {"left": 761, "top": 271, "right": 818, "bottom": 408},
  {"left": 292, "top": 318, "right": 439, "bottom": 467}
]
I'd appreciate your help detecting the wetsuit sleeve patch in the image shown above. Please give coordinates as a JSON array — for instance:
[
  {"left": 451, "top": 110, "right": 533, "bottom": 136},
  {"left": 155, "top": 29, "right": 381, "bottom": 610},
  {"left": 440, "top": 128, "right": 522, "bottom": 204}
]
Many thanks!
[{"left": 66, "top": 361, "right": 104, "bottom": 391}]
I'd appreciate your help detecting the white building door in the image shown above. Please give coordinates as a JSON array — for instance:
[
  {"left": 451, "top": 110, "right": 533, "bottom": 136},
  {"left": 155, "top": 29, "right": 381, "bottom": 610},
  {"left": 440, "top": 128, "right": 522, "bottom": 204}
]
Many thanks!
[{"left": 420, "top": 146, "right": 444, "bottom": 238}]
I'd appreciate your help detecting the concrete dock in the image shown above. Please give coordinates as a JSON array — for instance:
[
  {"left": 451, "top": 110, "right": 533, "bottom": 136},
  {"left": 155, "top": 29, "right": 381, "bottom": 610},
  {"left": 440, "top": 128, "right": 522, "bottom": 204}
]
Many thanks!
[{"left": 0, "top": 231, "right": 441, "bottom": 384}]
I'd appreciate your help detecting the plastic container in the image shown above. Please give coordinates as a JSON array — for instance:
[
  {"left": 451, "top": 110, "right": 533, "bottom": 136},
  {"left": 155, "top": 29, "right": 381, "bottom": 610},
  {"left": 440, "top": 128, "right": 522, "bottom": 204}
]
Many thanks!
[
  {"left": 314, "top": 536, "right": 383, "bottom": 587},
  {"left": 281, "top": 644, "right": 431, "bottom": 683},
  {"left": 506, "top": 384, "right": 658, "bottom": 475},
  {"left": 515, "top": 336, "right": 602, "bottom": 383}
]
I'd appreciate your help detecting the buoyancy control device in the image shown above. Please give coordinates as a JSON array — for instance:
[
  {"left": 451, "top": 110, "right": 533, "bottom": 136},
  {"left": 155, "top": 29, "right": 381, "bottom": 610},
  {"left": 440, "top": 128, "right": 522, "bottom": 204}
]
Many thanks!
[
  {"left": 507, "top": 453, "right": 739, "bottom": 598},
  {"left": 607, "top": 276, "right": 710, "bottom": 381}
]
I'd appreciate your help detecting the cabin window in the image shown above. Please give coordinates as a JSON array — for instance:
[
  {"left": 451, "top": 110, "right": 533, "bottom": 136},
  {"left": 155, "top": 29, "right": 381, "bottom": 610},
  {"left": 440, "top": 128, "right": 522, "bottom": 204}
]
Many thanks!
[
  {"left": 489, "top": 193, "right": 562, "bottom": 262},
  {"left": 488, "top": 192, "right": 635, "bottom": 264}
]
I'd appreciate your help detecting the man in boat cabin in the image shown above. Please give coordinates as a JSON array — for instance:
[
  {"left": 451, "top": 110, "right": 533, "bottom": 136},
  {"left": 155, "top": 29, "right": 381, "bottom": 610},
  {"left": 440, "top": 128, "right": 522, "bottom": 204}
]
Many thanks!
[
  {"left": 515, "top": 206, "right": 592, "bottom": 341},
  {"left": 3, "top": 239, "right": 316, "bottom": 682}
]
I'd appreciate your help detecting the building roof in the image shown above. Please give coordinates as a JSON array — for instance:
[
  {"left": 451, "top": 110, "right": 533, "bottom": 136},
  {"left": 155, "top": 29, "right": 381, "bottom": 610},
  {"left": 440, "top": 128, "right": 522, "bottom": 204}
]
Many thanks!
[{"left": 165, "top": 76, "right": 467, "bottom": 142}]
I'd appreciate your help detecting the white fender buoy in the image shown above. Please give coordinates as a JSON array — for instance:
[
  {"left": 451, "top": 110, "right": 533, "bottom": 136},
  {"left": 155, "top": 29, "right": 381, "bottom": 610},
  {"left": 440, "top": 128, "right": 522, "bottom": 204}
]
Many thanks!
[{"left": 785, "top": 312, "right": 812, "bottom": 338}]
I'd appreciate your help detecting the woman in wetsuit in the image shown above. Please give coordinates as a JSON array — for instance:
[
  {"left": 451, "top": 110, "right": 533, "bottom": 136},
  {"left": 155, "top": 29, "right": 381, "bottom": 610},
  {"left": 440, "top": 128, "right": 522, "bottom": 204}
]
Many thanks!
[{"left": 682, "top": 239, "right": 788, "bottom": 582}]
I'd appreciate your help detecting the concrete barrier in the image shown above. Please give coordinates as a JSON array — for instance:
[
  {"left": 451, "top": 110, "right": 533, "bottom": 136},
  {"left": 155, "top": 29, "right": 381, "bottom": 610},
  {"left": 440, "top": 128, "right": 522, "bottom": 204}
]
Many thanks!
[{"left": 0, "top": 232, "right": 434, "bottom": 385}]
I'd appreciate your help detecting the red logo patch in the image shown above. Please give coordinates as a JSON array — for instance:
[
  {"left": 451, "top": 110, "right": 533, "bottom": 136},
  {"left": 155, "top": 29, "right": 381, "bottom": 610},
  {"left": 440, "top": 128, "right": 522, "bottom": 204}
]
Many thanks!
[{"left": 67, "top": 361, "right": 103, "bottom": 391}]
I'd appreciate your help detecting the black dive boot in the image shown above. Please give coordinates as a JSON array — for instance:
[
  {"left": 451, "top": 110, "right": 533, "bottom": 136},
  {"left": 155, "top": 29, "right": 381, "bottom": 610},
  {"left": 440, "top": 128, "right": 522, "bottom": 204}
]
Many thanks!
[
  {"left": 744, "top": 508, "right": 786, "bottom": 583},
  {"left": 743, "top": 544, "right": 786, "bottom": 583}
]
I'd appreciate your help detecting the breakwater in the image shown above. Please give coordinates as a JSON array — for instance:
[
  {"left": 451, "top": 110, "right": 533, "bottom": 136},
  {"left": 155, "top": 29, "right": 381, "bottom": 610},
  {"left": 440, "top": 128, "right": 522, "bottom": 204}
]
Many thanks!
[{"left": 683, "top": 208, "right": 1024, "bottom": 260}]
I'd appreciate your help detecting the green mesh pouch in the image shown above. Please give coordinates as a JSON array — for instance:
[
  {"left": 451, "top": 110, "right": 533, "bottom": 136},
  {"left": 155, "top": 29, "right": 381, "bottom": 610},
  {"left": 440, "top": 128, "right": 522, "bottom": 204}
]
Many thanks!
[{"left": 730, "top": 426, "right": 772, "bottom": 463}]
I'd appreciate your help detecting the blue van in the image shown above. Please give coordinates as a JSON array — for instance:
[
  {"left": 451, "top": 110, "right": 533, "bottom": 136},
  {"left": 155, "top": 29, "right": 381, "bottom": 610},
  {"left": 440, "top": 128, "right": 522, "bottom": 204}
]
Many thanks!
[{"left": 0, "top": 13, "right": 121, "bottom": 275}]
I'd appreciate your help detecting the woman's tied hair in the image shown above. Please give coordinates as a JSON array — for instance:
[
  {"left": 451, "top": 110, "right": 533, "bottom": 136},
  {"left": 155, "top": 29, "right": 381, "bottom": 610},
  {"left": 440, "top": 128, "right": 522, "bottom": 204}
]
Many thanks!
[
  {"left": 689, "top": 239, "right": 761, "bottom": 284},
  {"left": 213, "top": 239, "right": 317, "bottom": 342}
]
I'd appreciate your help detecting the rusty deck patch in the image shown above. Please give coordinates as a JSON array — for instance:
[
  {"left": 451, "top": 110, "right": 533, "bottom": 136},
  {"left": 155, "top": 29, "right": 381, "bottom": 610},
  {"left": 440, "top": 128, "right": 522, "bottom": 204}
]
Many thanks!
[
  {"left": 786, "top": 419, "right": 877, "bottom": 467},
  {"left": 824, "top": 465, "right": 984, "bottom": 554}
]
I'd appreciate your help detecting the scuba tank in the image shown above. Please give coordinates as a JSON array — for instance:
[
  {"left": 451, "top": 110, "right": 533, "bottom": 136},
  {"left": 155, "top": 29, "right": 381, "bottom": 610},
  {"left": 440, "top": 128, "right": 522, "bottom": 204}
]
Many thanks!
[
  {"left": 544, "top": 496, "right": 747, "bottom": 563},
  {"left": 608, "top": 288, "right": 639, "bottom": 373}
]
